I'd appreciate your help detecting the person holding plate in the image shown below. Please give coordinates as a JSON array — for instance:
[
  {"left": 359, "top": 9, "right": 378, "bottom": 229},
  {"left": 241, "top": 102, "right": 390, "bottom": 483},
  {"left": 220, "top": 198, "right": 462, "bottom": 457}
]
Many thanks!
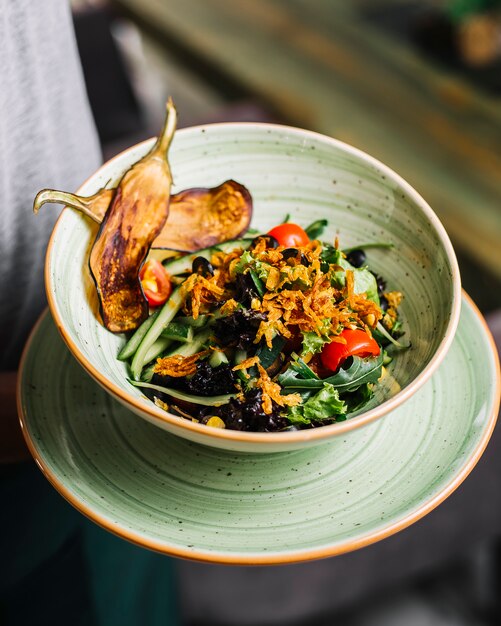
[{"left": 0, "top": 1, "right": 179, "bottom": 624}]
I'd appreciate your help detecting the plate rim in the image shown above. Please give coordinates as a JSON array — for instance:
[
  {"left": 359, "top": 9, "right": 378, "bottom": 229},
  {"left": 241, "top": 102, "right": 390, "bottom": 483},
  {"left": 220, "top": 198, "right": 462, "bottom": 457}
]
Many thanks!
[
  {"left": 43, "top": 121, "right": 462, "bottom": 446},
  {"left": 17, "top": 291, "right": 500, "bottom": 565}
]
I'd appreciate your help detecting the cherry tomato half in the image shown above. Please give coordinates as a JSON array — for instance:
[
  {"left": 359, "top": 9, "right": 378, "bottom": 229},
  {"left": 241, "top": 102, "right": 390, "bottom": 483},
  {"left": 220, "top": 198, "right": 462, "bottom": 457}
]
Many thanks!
[
  {"left": 139, "top": 259, "right": 172, "bottom": 307},
  {"left": 320, "top": 329, "right": 380, "bottom": 373},
  {"left": 267, "top": 223, "right": 309, "bottom": 247}
]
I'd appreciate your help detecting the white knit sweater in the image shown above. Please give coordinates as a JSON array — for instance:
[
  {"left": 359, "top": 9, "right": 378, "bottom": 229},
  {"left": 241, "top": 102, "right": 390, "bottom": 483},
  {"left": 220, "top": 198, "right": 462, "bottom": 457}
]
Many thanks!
[{"left": 0, "top": 0, "right": 101, "bottom": 368}]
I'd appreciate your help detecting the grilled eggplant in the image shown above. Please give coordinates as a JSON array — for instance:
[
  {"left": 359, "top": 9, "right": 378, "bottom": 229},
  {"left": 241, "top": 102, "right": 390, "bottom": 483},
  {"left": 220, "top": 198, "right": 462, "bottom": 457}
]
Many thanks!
[{"left": 89, "top": 99, "right": 177, "bottom": 332}]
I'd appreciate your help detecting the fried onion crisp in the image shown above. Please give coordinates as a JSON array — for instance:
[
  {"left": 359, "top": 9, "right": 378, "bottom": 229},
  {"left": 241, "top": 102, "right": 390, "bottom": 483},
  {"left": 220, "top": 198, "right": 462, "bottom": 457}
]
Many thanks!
[
  {"left": 256, "top": 364, "right": 301, "bottom": 414},
  {"left": 154, "top": 350, "right": 210, "bottom": 377}
]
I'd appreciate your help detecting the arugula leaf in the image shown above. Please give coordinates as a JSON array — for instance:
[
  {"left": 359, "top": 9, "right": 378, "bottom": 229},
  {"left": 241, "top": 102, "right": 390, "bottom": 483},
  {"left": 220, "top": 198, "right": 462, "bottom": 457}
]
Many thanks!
[
  {"left": 256, "top": 335, "right": 286, "bottom": 369},
  {"left": 287, "top": 383, "right": 346, "bottom": 424},
  {"left": 305, "top": 219, "right": 328, "bottom": 239},
  {"left": 248, "top": 268, "right": 266, "bottom": 297},
  {"left": 290, "top": 356, "right": 319, "bottom": 379},
  {"left": 342, "top": 242, "right": 394, "bottom": 254},
  {"left": 279, "top": 352, "right": 383, "bottom": 392},
  {"left": 343, "top": 383, "right": 374, "bottom": 413},
  {"left": 320, "top": 243, "right": 343, "bottom": 266},
  {"left": 324, "top": 353, "right": 383, "bottom": 390}
]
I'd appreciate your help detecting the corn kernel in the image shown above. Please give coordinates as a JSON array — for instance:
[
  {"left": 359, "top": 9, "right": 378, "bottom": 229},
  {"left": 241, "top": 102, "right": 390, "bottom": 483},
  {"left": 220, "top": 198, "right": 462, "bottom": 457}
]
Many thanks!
[{"left": 206, "top": 416, "right": 226, "bottom": 429}]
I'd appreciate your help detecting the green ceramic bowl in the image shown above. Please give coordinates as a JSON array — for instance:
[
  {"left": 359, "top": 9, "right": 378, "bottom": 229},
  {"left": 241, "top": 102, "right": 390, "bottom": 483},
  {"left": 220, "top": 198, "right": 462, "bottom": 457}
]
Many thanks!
[{"left": 45, "top": 123, "right": 461, "bottom": 452}]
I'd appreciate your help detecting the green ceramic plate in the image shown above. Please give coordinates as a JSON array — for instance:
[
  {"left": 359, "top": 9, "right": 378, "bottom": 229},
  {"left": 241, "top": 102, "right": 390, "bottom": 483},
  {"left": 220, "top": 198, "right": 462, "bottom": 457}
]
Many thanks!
[{"left": 18, "top": 294, "right": 499, "bottom": 565}]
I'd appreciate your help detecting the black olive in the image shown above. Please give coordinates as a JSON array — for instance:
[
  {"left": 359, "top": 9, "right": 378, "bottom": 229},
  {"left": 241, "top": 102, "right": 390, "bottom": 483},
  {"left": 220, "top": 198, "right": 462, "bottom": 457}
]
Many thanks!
[
  {"left": 376, "top": 274, "right": 387, "bottom": 295},
  {"left": 282, "top": 248, "right": 300, "bottom": 264},
  {"left": 249, "top": 234, "right": 279, "bottom": 250},
  {"left": 380, "top": 295, "right": 389, "bottom": 312},
  {"left": 282, "top": 248, "right": 309, "bottom": 266},
  {"left": 346, "top": 249, "right": 366, "bottom": 268},
  {"left": 192, "top": 256, "right": 214, "bottom": 277}
]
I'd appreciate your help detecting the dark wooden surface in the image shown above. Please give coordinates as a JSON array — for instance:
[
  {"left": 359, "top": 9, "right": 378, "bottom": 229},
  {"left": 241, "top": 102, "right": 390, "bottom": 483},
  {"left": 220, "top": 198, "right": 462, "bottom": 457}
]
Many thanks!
[{"left": 113, "top": 0, "right": 501, "bottom": 291}]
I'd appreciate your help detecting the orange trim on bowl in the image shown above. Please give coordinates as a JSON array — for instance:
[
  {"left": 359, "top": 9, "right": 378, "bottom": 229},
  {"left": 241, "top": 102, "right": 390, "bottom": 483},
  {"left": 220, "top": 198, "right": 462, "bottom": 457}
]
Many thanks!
[
  {"left": 16, "top": 293, "right": 500, "bottom": 565},
  {"left": 42, "top": 123, "right": 463, "bottom": 448}
]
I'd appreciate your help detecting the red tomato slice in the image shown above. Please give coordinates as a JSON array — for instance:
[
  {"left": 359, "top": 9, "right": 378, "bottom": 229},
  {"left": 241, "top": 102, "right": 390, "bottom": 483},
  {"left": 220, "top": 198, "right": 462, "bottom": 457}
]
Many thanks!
[
  {"left": 139, "top": 259, "right": 172, "bottom": 307},
  {"left": 320, "top": 329, "right": 380, "bottom": 373},
  {"left": 267, "top": 223, "right": 310, "bottom": 247}
]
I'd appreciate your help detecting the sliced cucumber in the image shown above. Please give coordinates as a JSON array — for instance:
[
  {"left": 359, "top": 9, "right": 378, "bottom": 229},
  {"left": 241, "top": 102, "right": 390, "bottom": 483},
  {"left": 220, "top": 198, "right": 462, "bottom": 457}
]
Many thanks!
[
  {"left": 162, "top": 328, "right": 211, "bottom": 359},
  {"left": 117, "top": 309, "right": 161, "bottom": 361},
  {"left": 209, "top": 350, "right": 229, "bottom": 368},
  {"left": 161, "top": 321, "right": 194, "bottom": 343},
  {"left": 140, "top": 362, "right": 156, "bottom": 383},
  {"left": 175, "top": 315, "right": 209, "bottom": 328},
  {"left": 129, "top": 379, "right": 235, "bottom": 406},
  {"left": 382, "top": 351, "right": 393, "bottom": 366},
  {"left": 234, "top": 349, "right": 247, "bottom": 365},
  {"left": 162, "top": 238, "right": 253, "bottom": 276},
  {"left": 143, "top": 336, "right": 173, "bottom": 365},
  {"left": 233, "top": 349, "right": 250, "bottom": 384},
  {"left": 130, "top": 286, "right": 185, "bottom": 380}
]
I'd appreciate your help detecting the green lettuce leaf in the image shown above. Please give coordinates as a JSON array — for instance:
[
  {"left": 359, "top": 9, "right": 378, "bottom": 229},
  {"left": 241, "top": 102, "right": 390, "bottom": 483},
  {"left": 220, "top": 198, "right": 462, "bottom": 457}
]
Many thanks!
[
  {"left": 301, "top": 331, "right": 330, "bottom": 355},
  {"left": 330, "top": 266, "right": 379, "bottom": 305},
  {"left": 234, "top": 250, "right": 272, "bottom": 285},
  {"left": 287, "top": 383, "right": 346, "bottom": 424},
  {"left": 353, "top": 269, "right": 379, "bottom": 305},
  {"left": 234, "top": 250, "right": 254, "bottom": 274}
]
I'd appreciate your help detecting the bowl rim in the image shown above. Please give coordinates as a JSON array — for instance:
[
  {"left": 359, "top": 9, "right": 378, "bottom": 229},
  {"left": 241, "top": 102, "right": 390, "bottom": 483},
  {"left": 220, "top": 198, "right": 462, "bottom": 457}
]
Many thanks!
[{"left": 45, "top": 121, "right": 462, "bottom": 446}]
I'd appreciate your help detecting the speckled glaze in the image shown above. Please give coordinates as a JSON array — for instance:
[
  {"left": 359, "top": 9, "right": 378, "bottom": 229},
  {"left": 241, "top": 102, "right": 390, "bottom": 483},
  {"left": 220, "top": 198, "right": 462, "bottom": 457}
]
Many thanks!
[
  {"left": 45, "top": 123, "right": 461, "bottom": 452},
  {"left": 17, "top": 295, "right": 499, "bottom": 564}
]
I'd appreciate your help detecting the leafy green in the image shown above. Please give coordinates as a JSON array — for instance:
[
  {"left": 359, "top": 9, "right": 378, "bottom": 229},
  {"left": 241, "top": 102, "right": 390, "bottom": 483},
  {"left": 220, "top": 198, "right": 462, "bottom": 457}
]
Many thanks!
[
  {"left": 374, "top": 322, "right": 409, "bottom": 349},
  {"left": 342, "top": 242, "right": 394, "bottom": 253},
  {"left": 256, "top": 335, "right": 286, "bottom": 369},
  {"left": 329, "top": 266, "right": 379, "bottom": 304},
  {"left": 287, "top": 383, "right": 346, "bottom": 424},
  {"left": 391, "top": 319, "right": 403, "bottom": 335},
  {"left": 301, "top": 331, "right": 330, "bottom": 355},
  {"left": 290, "top": 355, "right": 319, "bottom": 379},
  {"left": 128, "top": 379, "right": 236, "bottom": 406},
  {"left": 320, "top": 243, "right": 343, "bottom": 266},
  {"left": 249, "top": 268, "right": 266, "bottom": 297},
  {"left": 234, "top": 250, "right": 271, "bottom": 287},
  {"left": 305, "top": 219, "right": 328, "bottom": 239},
  {"left": 279, "top": 352, "right": 383, "bottom": 392},
  {"left": 343, "top": 383, "right": 374, "bottom": 413},
  {"left": 234, "top": 250, "right": 254, "bottom": 274},
  {"left": 353, "top": 269, "right": 379, "bottom": 304}
]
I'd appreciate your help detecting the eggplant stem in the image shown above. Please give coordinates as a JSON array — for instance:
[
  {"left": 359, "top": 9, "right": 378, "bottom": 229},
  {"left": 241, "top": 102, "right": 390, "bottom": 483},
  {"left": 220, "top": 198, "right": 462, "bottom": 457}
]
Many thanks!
[
  {"left": 150, "top": 98, "right": 177, "bottom": 158},
  {"left": 33, "top": 189, "right": 106, "bottom": 223}
]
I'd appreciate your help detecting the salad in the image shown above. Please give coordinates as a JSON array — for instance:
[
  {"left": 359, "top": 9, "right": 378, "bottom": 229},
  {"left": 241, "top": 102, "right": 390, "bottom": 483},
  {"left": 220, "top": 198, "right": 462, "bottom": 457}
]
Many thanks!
[
  {"left": 34, "top": 100, "right": 405, "bottom": 432},
  {"left": 121, "top": 220, "right": 405, "bottom": 432}
]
